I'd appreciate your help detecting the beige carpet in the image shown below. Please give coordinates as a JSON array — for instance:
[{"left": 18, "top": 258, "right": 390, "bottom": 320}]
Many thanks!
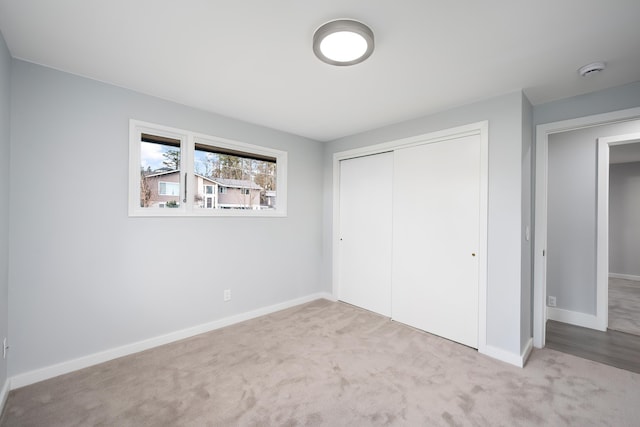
[
  {"left": 2, "top": 299, "right": 640, "bottom": 426},
  {"left": 609, "top": 277, "right": 640, "bottom": 336}
]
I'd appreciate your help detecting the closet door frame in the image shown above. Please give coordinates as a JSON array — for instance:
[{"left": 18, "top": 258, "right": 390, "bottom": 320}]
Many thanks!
[{"left": 332, "top": 121, "right": 489, "bottom": 354}]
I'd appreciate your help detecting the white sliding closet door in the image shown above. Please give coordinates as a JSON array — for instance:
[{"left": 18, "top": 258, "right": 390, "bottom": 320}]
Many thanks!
[
  {"left": 338, "top": 152, "right": 393, "bottom": 316},
  {"left": 392, "top": 135, "right": 480, "bottom": 348}
]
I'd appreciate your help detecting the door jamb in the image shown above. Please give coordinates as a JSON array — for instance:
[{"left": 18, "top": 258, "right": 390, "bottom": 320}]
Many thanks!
[{"left": 597, "top": 132, "right": 640, "bottom": 331}]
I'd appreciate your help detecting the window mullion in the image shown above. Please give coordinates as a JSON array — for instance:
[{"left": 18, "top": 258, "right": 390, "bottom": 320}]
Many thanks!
[{"left": 183, "top": 133, "right": 195, "bottom": 214}]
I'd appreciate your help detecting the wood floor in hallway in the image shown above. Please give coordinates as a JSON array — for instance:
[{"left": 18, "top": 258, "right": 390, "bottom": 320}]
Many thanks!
[{"left": 546, "top": 320, "right": 640, "bottom": 374}]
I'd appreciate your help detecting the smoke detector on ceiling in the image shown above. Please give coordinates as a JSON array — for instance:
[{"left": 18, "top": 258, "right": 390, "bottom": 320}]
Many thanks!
[{"left": 578, "top": 61, "right": 606, "bottom": 76}]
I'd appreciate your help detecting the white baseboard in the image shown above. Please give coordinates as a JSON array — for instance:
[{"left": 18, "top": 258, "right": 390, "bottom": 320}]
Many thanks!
[
  {"left": 609, "top": 273, "right": 640, "bottom": 282},
  {"left": 0, "top": 377, "right": 10, "bottom": 415},
  {"left": 547, "top": 307, "right": 606, "bottom": 331},
  {"left": 521, "top": 338, "right": 533, "bottom": 367},
  {"left": 10, "top": 292, "right": 333, "bottom": 389},
  {"left": 479, "top": 341, "right": 530, "bottom": 368}
]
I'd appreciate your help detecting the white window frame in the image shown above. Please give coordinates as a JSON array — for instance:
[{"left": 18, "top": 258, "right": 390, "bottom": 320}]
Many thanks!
[{"left": 129, "top": 119, "right": 287, "bottom": 217}]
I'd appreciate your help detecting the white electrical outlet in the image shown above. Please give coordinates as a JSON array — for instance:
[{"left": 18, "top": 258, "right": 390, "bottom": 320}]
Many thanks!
[
  {"left": 547, "top": 296, "right": 557, "bottom": 307},
  {"left": 224, "top": 289, "right": 231, "bottom": 302},
  {"left": 3, "top": 337, "right": 7, "bottom": 359}
]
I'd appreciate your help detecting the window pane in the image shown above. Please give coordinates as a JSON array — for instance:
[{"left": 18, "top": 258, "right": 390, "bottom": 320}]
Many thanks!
[
  {"left": 140, "top": 135, "right": 181, "bottom": 208},
  {"left": 194, "top": 144, "right": 276, "bottom": 210},
  {"left": 159, "top": 182, "right": 179, "bottom": 196}
]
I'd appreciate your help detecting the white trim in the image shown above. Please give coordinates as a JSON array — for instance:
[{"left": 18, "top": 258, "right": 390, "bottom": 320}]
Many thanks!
[
  {"left": 533, "top": 107, "right": 640, "bottom": 348},
  {"left": 596, "top": 137, "right": 610, "bottom": 332},
  {"left": 477, "top": 122, "right": 489, "bottom": 354},
  {"left": 479, "top": 340, "right": 531, "bottom": 368},
  {"left": 10, "top": 293, "right": 333, "bottom": 389},
  {"left": 333, "top": 122, "right": 485, "bottom": 162},
  {"left": 0, "top": 378, "right": 10, "bottom": 415},
  {"left": 609, "top": 273, "right": 640, "bottom": 282},
  {"left": 533, "top": 122, "right": 548, "bottom": 348},
  {"left": 521, "top": 338, "right": 534, "bottom": 367},
  {"left": 332, "top": 121, "right": 489, "bottom": 353},
  {"left": 547, "top": 307, "right": 605, "bottom": 331}
]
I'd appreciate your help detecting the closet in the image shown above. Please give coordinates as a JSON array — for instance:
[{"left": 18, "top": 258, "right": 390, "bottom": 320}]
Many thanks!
[{"left": 337, "top": 131, "right": 484, "bottom": 348}]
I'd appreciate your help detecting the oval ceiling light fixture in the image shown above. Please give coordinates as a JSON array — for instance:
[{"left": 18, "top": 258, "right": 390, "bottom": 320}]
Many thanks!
[{"left": 313, "top": 19, "right": 374, "bottom": 66}]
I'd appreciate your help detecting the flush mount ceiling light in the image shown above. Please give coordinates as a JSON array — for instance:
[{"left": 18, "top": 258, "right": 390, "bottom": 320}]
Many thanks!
[{"left": 313, "top": 19, "right": 374, "bottom": 66}]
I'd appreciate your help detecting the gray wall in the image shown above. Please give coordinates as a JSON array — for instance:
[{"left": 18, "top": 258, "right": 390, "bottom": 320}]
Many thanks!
[
  {"left": 534, "top": 81, "right": 640, "bottom": 126},
  {"left": 0, "top": 31, "right": 10, "bottom": 389},
  {"left": 546, "top": 120, "right": 640, "bottom": 314},
  {"left": 609, "top": 161, "right": 640, "bottom": 276},
  {"left": 9, "top": 60, "right": 324, "bottom": 376},
  {"left": 324, "top": 91, "right": 529, "bottom": 357}
]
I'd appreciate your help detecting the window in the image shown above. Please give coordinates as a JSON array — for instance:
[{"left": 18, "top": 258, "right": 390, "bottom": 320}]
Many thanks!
[
  {"left": 159, "top": 182, "right": 179, "bottom": 196},
  {"left": 129, "top": 120, "right": 287, "bottom": 216}
]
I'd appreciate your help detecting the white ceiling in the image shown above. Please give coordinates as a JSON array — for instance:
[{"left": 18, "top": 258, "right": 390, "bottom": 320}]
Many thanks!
[{"left": 1, "top": 1, "right": 639, "bottom": 141}]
